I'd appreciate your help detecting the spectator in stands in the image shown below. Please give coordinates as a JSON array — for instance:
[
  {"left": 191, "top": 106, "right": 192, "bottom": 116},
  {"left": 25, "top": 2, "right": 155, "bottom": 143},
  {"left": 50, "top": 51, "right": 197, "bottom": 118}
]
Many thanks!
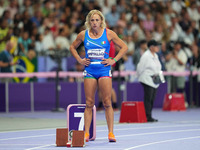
[
  {"left": 18, "top": 31, "right": 32, "bottom": 55},
  {"left": 143, "top": 12, "right": 154, "bottom": 32},
  {"left": 2, "top": 10, "right": 12, "bottom": 26},
  {"left": 100, "top": 0, "right": 111, "bottom": 15},
  {"left": 55, "top": 28, "right": 70, "bottom": 51},
  {"left": 0, "top": 18, "right": 11, "bottom": 53},
  {"left": 171, "top": 0, "right": 184, "bottom": 14},
  {"left": 0, "top": 41, "right": 17, "bottom": 82},
  {"left": 190, "top": 20, "right": 199, "bottom": 43},
  {"left": 6, "top": 0, "right": 18, "bottom": 20},
  {"left": 31, "top": 9, "right": 43, "bottom": 28},
  {"left": 166, "top": 41, "right": 188, "bottom": 95},
  {"left": 42, "top": 27, "right": 55, "bottom": 51},
  {"left": 189, "top": 44, "right": 200, "bottom": 106},
  {"left": 133, "top": 39, "right": 147, "bottom": 68},
  {"left": 21, "top": 10, "right": 33, "bottom": 34},
  {"left": 187, "top": 1, "right": 199, "bottom": 26},
  {"left": 116, "top": 0, "right": 126, "bottom": 14},
  {"left": 179, "top": 11, "right": 191, "bottom": 32},
  {"left": 35, "top": 34, "right": 44, "bottom": 54},
  {"left": 117, "top": 12, "right": 127, "bottom": 29},
  {"left": 105, "top": 5, "right": 119, "bottom": 28},
  {"left": 0, "top": 0, "right": 5, "bottom": 17},
  {"left": 182, "top": 26, "right": 195, "bottom": 46},
  {"left": 168, "top": 13, "right": 183, "bottom": 42},
  {"left": 124, "top": 35, "right": 135, "bottom": 72},
  {"left": 152, "top": 24, "right": 164, "bottom": 42},
  {"left": 19, "top": 0, "right": 33, "bottom": 16},
  {"left": 157, "top": 42, "right": 171, "bottom": 71},
  {"left": 41, "top": 0, "right": 52, "bottom": 17}
]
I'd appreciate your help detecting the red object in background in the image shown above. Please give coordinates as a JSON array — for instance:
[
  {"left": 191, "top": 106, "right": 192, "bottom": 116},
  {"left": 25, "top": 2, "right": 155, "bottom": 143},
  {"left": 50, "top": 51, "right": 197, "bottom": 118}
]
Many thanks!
[
  {"left": 163, "top": 93, "right": 186, "bottom": 111},
  {"left": 119, "top": 101, "right": 147, "bottom": 123},
  {"left": 109, "top": 41, "right": 116, "bottom": 67}
]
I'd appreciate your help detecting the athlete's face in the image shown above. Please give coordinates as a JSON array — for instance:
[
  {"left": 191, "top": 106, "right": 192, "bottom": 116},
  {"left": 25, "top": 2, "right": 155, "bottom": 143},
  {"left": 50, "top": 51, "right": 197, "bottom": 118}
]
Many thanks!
[{"left": 90, "top": 14, "right": 102, "bottom": 29}]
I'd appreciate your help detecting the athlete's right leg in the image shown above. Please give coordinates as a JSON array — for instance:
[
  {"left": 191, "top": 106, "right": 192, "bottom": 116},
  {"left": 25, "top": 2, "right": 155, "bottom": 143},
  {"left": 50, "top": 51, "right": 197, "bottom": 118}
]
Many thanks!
[{"left": 84, "top": 78, "right": 97, "bottom": 141}]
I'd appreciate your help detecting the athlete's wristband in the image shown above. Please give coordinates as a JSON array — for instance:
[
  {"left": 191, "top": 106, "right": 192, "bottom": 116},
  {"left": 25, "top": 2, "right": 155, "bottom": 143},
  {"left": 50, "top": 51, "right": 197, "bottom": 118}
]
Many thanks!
[{"left": 113, "top": 58, "right": 117, "bottom": 63}]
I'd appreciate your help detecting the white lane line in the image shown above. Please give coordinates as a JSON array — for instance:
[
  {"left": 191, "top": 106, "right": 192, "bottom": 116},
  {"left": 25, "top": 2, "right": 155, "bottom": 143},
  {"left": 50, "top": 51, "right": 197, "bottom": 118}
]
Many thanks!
[
  {"left": 0, "top": 144, "right": 52, "bottom": 145},
  {"left": 96, "top": 128, "right": 200, "bottom": 140},
  {"left": 0, "top": 126, "right": 65, "bottom": 133},
  {"left": 124, "top": 136, "right": 200, "bottom": 150},
  {"left": 0, "top": 122, "right": 199, "bottom": 134},
  {"left": 0, "top": 134, "right": 55, "bottom": 141},
  {"left": 0, "top": 124, "right": 200, "bottom": 141},
  {"left": 25, "top": 144, "right": 55, "bottom": 150},
  {"left": 97, "top": 124, "right": 200, "bottom": 132}
]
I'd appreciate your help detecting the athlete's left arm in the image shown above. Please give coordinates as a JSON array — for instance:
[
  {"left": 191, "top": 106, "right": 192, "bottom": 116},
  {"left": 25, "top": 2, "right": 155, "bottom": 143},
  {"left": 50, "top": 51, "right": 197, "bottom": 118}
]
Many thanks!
[{"left": 101, "top": 29, "right": 128, "bottom": 67}]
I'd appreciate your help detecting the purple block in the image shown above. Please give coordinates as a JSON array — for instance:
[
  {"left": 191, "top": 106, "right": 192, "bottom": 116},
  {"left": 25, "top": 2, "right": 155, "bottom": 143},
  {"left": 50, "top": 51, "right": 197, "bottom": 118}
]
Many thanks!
[
  {"left": 34, "top": 82, "right": 55, "bottom": 110},
  {"left": 60, "top": 82, "right": 78, "bottom": 108},
  {"left": 9, "top": 83, "right": 31, "bottom": 111}
]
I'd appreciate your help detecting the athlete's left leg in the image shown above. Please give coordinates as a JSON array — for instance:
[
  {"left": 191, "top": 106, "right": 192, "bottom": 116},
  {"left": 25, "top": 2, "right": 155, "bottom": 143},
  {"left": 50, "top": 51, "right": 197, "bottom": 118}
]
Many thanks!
[
  {"left": 84, "top": 78, "right": 97, "bottom": 140},
  {"left": 98, "top": 77, "right": 113, "bottom": 133}
]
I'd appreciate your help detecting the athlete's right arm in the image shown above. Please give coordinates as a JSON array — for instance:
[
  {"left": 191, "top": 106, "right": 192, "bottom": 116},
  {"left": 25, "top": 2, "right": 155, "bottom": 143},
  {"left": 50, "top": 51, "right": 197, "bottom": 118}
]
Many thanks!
[{"left": 70, "top": 30, "right": 90, "bottom": 66}]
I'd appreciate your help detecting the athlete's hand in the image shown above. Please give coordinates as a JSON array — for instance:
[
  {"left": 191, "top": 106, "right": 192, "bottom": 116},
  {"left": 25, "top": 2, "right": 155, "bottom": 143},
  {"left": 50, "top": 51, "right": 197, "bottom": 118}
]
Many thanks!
[
  {"left": 101, "top": 58, "right": 115, "bottom": 67},
  {"left": 80, "top": 58, "right": 90, "bottom": 66}
]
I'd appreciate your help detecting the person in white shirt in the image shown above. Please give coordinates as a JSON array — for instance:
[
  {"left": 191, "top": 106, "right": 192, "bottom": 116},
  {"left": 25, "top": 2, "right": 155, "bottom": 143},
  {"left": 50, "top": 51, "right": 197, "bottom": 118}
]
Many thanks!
[
  {"left": 137, "top": 40, "right": 163, "bottom": 122},
  {"left": 55, "top": 28, "right": 70, "bottom": 51},
  {"left": 165, "top": 41, "right": 188, "bottom": 93},
  {"left": 42, "top": 27, "right": 56, "bottom": 51}
]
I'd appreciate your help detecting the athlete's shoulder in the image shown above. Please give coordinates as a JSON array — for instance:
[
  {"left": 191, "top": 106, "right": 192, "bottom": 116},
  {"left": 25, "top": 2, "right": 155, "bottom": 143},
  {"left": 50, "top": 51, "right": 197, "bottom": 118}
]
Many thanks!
[
  {"left": 77, "top": 30, "right": 86, "bottom": 41},
  {"left": 106, "top": 28, "right": 118, "bottom": 40},
  {"left": 78, "top": 30, "right": 86, "bottom": 37},
  {"left": 106, "top": 28, "right": 114, "bottom": 34}
]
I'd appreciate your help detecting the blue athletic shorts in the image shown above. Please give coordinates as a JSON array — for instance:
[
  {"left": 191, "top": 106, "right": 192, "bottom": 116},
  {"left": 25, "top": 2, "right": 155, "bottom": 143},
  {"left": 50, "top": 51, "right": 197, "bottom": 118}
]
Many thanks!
[{"left": 83, "top": 62, "right": 112, "bottom": 79}]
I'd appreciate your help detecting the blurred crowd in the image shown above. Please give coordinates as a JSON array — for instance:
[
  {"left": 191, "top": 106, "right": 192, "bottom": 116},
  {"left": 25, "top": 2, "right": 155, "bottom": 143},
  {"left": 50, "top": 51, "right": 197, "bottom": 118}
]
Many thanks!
[{"left": 0, "top": 0, "right": 200, "bottom": 78}]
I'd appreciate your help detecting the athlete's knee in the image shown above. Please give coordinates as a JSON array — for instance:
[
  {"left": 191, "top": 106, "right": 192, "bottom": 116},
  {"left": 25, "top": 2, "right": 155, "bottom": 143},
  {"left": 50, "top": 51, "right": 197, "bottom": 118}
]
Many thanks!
[
  {"left": 103, "top": 99, "right": 112, "bottom": 109},
  {"left": 86, "top": 99, "right": 95, "bottom": 108}
]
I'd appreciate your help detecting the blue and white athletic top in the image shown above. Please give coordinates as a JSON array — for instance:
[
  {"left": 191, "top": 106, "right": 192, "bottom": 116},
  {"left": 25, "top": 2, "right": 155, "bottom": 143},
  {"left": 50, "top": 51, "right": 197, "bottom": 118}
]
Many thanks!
[
  {"left": 84, "top": 28, "right": 110, "bottom": 64},
  {"left": 83, "top": 28, "right": 112, "bottom": 79}
]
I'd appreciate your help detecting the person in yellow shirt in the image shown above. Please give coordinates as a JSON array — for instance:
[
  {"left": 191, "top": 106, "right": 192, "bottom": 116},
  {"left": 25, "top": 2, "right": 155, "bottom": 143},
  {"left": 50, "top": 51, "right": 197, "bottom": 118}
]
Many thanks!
[{"left": 0, "top": 18, "right": 11, "bottom": 52}]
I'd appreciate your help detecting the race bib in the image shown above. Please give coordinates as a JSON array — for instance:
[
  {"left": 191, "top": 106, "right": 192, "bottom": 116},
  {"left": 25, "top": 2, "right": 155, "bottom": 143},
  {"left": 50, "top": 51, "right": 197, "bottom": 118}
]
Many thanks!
[{"left": 87, "top": 49, "right": 105, "bottom": 60}]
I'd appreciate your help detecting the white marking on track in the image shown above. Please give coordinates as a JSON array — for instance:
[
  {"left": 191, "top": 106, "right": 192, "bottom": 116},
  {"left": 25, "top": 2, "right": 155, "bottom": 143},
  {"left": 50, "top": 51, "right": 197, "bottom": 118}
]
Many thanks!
[
  {"left": 25, "top": 144, "right": 55, "bottom": 150},
  {"left": 0, "top": 134, "right": 55, "bottom": 141},
  {"left": 124, "top": 136, "right": 200, "bottom": 150},
  {"left": 96, "top": 128, "right": 200, "bottom": 140},
  {"left": 97, "top": 124, "right": 200, "bottom": 132}
]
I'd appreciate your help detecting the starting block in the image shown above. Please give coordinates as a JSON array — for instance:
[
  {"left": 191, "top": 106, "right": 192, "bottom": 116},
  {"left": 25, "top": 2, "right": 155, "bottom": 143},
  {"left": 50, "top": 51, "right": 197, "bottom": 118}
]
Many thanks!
[
  {"left": 67, "top": 104, "right": 96, "bottom": 141},
  {"left": 56, "top": 128, "right": 68, "bottom": 147},
  {"left": 119, "top": 101, "right": 147, "bottom": 123},
  {"left": 72, "top": 130, "right": 85, "bottom": 147},
  {"left": 66, "top": 130, "right": 85, "bottom": 147},
  {"left": 163, "top": 93, "right": 186, "bottom": 111}
]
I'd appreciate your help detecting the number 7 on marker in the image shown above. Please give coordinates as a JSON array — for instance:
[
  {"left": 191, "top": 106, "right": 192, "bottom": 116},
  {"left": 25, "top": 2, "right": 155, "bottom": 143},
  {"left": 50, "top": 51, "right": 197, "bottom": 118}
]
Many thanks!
[{"left": 74, "top": 112, "right": 84, "bottom": 130}]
